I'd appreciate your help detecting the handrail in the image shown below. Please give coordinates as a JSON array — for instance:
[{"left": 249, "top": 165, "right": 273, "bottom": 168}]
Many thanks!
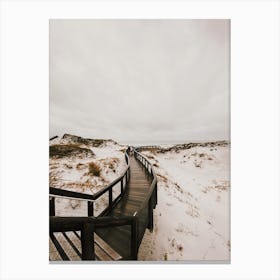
[
  {"left": 49, "top": 187, "right": 95, "bottom": 201},
  {"left": 50, "top": 215, "right": 138, "bottom": 260},
  {"left": 49, "top": 148, "right": 130, "bottom": 217},
  {"left": 133, "top": 149, "right": 158, "bottom": 218},
  {"left": 137, "top": 178, "right": 157, "bottom": 212},
  {"left": 91, "top": 168, "right": 128, "bottom": 200},
  {"left": 49, "top": 164, "right": 129, "bottom": 201},
  {"left": 50, "top": 216, "right": 136, "bottom": 232},
  {"left": 49, "top": 135, "right": 58, "bottom": 141}
]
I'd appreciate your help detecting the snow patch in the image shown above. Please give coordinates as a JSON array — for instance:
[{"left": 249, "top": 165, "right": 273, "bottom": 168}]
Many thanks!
[{"left": 138, "top": 143, "right": 230, "bottom": 261}]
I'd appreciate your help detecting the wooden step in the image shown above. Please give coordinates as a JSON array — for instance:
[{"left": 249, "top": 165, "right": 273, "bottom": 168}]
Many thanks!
[
  {"left": 94, "top": 233, "right": 122, "bottom": 261},
  {"left": 49, "top": 231, "right": 122, "bottom": 261}
]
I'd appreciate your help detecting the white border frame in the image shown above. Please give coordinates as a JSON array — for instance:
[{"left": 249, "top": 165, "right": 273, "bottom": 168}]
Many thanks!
[{"left": 1, "top": 1, "right": 279, "bottom": 280}]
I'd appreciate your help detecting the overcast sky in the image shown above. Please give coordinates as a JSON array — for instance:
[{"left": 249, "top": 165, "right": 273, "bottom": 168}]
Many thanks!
[{"left": 50, "top": 19, "right": 229, "bottom": 145}]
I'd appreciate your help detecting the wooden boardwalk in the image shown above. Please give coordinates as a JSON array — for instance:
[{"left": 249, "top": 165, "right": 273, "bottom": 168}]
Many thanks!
[
  {"left": 49, "top": 149, "right": 157, "bottom": 261},
  {"left": 95, "top": 155, "right": 153, "bottom": 259}
]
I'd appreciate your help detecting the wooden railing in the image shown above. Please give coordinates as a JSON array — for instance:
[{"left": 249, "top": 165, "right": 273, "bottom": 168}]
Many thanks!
[
  {"left": 49, "top": 148, "right": 130, "bottom": 218},
  {"left": 50, "top": 216, "right": 138, "bottom": 260},
  {"left": 133, "top": 150, "right": 157, "bottom": 234},
  {"left": 49, "top": 135, "right": 58, "bottom": 141},
  {"left": 49, "top": 147, "right": 157, "bottom": 260}
]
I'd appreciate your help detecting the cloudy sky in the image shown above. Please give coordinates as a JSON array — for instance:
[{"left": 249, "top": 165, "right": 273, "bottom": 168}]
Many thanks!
[{"left": 50, "top": 19, "right": 230, "bottom": 145}]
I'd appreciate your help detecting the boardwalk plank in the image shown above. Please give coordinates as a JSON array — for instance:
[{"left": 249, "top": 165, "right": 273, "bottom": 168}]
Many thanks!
[{"left": 96, "top": 155, "right": 154, "bottom": 260}]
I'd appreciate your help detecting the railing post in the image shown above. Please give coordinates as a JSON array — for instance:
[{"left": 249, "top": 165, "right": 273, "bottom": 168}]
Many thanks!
[
  {"left": 121, "top": 178, "right": 123, "bottom": 194},
  {"left": 148, "top": 196, "right": 154, "bottom": 232},
  {"left": 109, "top": 188, "right": 113, "bottom": 211},
  {"left": 49, "top": 197, "right": 55, "bottom": 216},
  {"left": 87, "top": 201, "right": 94, "bottom": 217},
  {"left": 155, "top": 182, "right": 158, "bottom": 207},
  {"left": 131, "top": 217, "right": 138, "bottom": 260},
  {"left": 81, "top": 221, "right": 95, "bottom": 260}
]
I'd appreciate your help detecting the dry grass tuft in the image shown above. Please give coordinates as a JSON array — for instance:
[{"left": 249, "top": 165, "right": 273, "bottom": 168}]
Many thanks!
[
  {"left": 76, "top": 163, "right": 86, "bottom": 170},
  {"left": 64, "top": 163, "right": 73, "bottom": 169},
  {"left": 149, "top": 148, "right": 158, "bottom": 155},
  {"left": 157, "top": 174, "right": 168, "bottom": 183},
  {"left": 50, "top": 144, "right": 94, "bottom": 158},
  {"left": 88, "top": 162, "right": 101, "bottom": 177},
  {"left": 146, "top": 154, "right": 155, "bottom": 160},
  {"left": 100, "top": 157, "right": 119, "bottom": 173}
]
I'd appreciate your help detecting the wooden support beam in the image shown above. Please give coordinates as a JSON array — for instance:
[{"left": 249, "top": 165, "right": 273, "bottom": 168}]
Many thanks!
[
  {"left": 88, "top": 201, "right": 94, "bottom": 217},
  {"left": 131, "top": 218, "right": 138, "bottom": 260},
  {"left": 148, "top": 196, "right": 154, "bottom": 232},
  {"left": 154, "top": 182, "right": 158, "bottom": 207},
  {"left": 81, "top": 222, "right": 95, "bottom": 260},
  {"left": 50, "top": 197, "right": 55, "bottom": 216},
  {"left": 121, "top": 179, "right": 123, "bottom": 194},
  {"left": 109, "top": 188, "right": 113, "bottom": 211}
]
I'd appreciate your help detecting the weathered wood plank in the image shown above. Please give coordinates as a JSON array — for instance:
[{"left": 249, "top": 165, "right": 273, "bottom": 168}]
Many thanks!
[
  {"left": 50, "top": 233, "right": 70, "bottom": 260},
  {"left": 95, "top": 244, "right": 112, "bottom": 261},
  {"left": 94, "top": 233, "right": 122, "bottom": 260}
]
